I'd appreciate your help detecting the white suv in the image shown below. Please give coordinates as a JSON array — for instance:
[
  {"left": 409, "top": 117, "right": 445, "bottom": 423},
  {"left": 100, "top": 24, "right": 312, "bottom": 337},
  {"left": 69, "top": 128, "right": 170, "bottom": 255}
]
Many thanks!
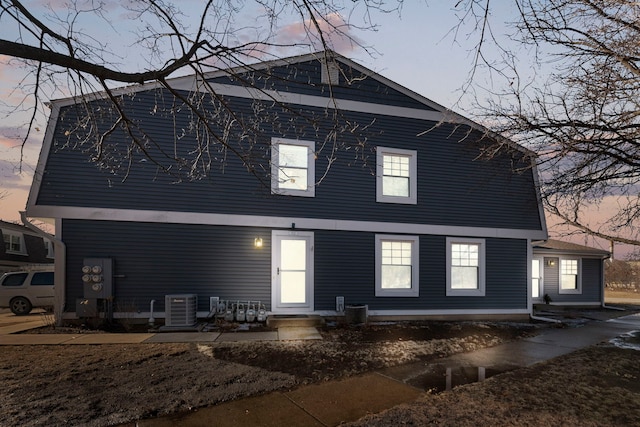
[{"left": 0, "top": 267, "right": 54, "bottom": 315}]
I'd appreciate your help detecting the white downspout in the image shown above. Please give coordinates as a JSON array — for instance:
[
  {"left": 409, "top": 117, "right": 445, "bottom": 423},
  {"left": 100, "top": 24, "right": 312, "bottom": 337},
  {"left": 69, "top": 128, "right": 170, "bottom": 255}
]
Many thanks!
[
  {"left": 149, "top": 299, "right": 156, "bottom": 326},
  {"left": 20, "top": 212, "right": 66, "bottom": 327},
  {"left": 530, "top": 314, "right": 562, "bottom": 324},
  {"left": 600, "top": 255, "right": 623, "bottom": 311}
]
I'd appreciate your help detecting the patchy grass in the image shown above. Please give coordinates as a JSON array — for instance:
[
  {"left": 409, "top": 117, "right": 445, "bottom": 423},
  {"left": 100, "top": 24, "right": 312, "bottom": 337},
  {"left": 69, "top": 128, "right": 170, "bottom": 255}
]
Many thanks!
[{"left": 348, "top": 345, "right": 640, "bottom": 427}]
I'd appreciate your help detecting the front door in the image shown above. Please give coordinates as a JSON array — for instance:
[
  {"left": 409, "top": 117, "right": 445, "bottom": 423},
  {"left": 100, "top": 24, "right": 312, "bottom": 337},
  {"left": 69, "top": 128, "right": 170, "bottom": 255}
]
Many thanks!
[
  {"left": 272, "top": 231, "right": 314, "bottom": 313},
  {"left": 532, "top": 257, "right": 544, "bottom": 302}
]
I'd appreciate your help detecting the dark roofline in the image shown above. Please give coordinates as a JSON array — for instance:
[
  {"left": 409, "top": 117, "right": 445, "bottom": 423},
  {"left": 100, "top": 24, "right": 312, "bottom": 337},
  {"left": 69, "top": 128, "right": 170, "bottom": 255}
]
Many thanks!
[
  {"left": 532, "top": 239, "right": 610, "bottom": 258},
  {"left": 0, "top": 220, "right": 41, "bottom": 236}
]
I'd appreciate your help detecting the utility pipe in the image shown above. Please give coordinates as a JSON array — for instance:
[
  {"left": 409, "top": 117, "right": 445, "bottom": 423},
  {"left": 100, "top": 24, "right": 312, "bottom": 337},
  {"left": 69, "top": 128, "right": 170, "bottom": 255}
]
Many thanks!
[
  {"left": 601, "top": 303, "right": 626, "bottom": 311},
  {"left": 149, "top": 299, "right": 156, "bottom": 326},
  {"left": 20, "top": 212, "right": 66, "bottom": 327},
  {"left": 530, "top": 314, "right": 562, "bottom": 324}
]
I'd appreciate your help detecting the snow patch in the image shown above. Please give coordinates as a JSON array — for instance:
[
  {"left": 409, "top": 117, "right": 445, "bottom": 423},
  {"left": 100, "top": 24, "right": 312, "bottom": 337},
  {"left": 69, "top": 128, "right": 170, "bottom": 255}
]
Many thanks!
[{"left": 609, "top": 330, "right": 640, "bottom": 351}]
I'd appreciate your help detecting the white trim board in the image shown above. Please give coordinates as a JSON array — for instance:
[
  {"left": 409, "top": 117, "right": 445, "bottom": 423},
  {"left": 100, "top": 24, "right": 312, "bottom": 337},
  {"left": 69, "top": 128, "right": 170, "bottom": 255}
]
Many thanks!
[
  {"left": 541, "top": 302, "right": 602, "bottom": 306},
  {"left": 27, "top": 205, "right": 548, "bottom": 240},
  {"left": 171, "top": 81, "right": 455, "bottom": 122},
  {"left": 64, "top": 308, "right": 531, "bottom": 320}
]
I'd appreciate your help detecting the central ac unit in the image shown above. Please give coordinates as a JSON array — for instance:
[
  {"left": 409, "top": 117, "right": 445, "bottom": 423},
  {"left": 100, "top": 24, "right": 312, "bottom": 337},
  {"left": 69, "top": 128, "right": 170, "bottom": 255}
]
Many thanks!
[{"left": 165, "top": 294, "right": 197, "bottom": 327}]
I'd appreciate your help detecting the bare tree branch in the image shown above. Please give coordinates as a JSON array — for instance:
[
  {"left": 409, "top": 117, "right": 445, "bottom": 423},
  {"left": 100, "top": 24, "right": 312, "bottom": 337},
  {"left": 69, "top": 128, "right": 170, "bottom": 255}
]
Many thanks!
[{"left": 455, "top": 0, "right": 640, "bottom": 249}]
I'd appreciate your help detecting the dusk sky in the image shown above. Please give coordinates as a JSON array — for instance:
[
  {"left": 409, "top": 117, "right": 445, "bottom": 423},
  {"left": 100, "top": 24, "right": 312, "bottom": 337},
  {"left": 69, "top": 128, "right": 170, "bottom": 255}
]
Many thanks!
[{"left": 0, "top": 1, "right": 625, "bottom": 256}]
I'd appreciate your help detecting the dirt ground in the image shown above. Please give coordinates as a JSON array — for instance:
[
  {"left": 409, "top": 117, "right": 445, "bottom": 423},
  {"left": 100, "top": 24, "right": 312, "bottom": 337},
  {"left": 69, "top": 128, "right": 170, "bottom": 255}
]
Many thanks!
[
  {"left": 1, "top": 320, "right": 538, "bottom": 426},
  {"left": 347, "top": 344, "right": 640, "bottom": 427},
  {"left": 1, "top": 307, "right": 639, "bottom": 427}
]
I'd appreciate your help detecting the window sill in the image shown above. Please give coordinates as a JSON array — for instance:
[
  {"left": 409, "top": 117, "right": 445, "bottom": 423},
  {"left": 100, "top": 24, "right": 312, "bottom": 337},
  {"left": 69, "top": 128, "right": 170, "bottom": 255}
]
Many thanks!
[
  {"left": 446, "top": 289, "right": 486, "bottom": 297},
  {"left": 5, "top": 251, "right": 28, "bottom": 256},
  {"left": 375, "top": 289, "right": 419, "bottom": 297}
]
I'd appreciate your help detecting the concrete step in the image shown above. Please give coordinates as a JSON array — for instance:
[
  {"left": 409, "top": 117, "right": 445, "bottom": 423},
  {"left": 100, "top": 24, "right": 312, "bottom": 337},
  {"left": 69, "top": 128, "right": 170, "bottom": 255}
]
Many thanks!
[{"left": 266, "top": 315, "right": 324, "bottom": 329}]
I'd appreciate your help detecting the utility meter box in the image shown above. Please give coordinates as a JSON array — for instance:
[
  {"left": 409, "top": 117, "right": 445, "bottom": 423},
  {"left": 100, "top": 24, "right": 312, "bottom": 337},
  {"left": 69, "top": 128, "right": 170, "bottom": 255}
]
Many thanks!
[
  {"left": 82, "top": 258, "right": 113, "bottom": 299},
  {"left": 76, "top": 298, "right": 98, "bottom": 317}
]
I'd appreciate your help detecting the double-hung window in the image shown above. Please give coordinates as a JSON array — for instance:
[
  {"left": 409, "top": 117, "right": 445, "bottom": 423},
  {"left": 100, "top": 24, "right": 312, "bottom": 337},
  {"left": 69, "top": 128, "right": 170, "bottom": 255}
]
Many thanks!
[
  {"left": 271, "top": 138, "right": 315, "bottom": 197},
  {"left": 446, "top": 238, "right": 486, "bottom": 296},
  {"left": 559, "top": 259, "right": 581, "bottom": 294},
  {"left": 375, "top": 235, "right": 419, "bottom": 297},
  {"left": 3, "top": 231, "right": 26, "bottom": 255},
  {"left": 376, "top": 147, "right": 417, "bottom": 204}
]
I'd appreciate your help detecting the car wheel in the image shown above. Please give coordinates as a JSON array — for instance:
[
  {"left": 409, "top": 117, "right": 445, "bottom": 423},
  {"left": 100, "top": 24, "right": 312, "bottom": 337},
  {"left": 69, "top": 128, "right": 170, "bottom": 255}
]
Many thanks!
[{"left": 10, "top": 297, "right": 32, "bottom": 315}]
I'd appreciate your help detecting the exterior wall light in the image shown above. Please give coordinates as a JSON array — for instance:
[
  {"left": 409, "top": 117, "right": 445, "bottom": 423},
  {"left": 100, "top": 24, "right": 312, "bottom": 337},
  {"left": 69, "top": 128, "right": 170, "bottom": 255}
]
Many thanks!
[
  {"left": 254, "top": 237, "right": 263, "bottom": 248},
  {"left": 547, "top": 259, "right": 556, "bottom": 267}
]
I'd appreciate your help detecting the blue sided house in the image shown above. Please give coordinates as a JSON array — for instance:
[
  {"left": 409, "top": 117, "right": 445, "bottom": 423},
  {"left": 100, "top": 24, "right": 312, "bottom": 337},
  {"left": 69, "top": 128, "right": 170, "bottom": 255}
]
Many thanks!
[
  {"left": 532, "top": 239, "right": 610, "bottom": 307},
  {"left": 26, "top": 51, "right": 550, "bottom": 322},
  {"left": 1, "top": 220, "right": 54, "bottom": 274}
]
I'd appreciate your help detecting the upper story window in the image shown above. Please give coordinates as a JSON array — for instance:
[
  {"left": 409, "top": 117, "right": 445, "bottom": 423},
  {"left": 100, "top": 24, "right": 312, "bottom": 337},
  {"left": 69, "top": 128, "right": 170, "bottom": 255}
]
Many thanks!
[
  {"left": 375, "top": 235, "right": 419, "bottom": 297},
  {"left": 3, "top": 231, "right": 26, "bottom": 255},
  {"left": 376, "top": 147, "right": 417, "bottom": 204},
  {"left": 559, "top": 258, "right": 581, "bottom": 294},
  {"left": 271, "top": 138, "right": 315, "bottom": 197},
  {"left": 446, "top": 237, "right": 486, "bottom": 297}
]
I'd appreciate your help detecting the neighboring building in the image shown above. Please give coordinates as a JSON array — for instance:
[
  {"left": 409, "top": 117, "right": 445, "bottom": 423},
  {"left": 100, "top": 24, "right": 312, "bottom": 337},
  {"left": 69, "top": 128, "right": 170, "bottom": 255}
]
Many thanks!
[
  {"left": 26, "top": 51, "right": 548, "bottom": 321},
  {"left": 0, "top": 220, "right": 54, "bottom": 274},
  {"left": 532, "top": 239, "right": 610, "bottom": 306}
]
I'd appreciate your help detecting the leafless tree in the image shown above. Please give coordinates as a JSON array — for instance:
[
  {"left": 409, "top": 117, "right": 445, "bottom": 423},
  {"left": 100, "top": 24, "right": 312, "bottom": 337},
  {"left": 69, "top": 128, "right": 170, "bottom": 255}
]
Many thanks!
[
  {"left": 0, "top": 0, "right": 401, "bottom": 183},
  {"left": 605, "top": 259, "right": 636, "bottom": 288},
  {"left": 453, "top": 0, "right": 640, "bottom": 247}
]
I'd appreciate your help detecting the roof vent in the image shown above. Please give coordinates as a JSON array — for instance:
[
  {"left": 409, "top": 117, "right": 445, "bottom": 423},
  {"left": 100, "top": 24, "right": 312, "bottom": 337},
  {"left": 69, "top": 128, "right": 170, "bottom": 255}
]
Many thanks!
[{"left": 321, "top": 59, "right": 340, "bottom": 85}]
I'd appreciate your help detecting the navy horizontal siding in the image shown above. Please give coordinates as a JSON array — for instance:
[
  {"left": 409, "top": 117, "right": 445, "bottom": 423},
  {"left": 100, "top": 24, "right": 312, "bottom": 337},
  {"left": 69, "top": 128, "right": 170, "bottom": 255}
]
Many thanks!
[
  {"left": 581, "top": 258, "right": 603, "bottom": 302},
  {"left": 542, "top": 257, "right": 603, "bottom": 303},
  {"left": 542, "top": 257, "right": 559, "bottom": 300},
  {"left": 207, "top": 59, "right": 436, "bottom": 111},
  {"left": 63, "top": 220, "right": 528, "bottom": 313},
  {"left": 315, "top": 233, "right": 528, "bottom": 311},
  {"left": 62, "top": 220, "right": 272, "bottom": 313},
  {"left": 39, "top": 89, "right": 542, "bottom": 231}
]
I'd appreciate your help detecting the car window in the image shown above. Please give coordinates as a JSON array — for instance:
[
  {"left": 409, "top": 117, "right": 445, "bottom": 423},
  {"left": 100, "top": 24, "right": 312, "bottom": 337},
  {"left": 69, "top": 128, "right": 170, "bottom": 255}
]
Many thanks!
[
  {"left": 31, "top": 272, "right": 54, "bottom": 286},
  {"left": 1, "top": 273, "right": 28, "bottom": 286}
]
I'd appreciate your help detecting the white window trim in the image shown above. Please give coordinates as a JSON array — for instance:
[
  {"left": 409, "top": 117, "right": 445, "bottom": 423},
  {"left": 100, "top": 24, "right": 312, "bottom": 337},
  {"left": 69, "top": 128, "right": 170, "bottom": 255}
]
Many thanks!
[
  {"left": 270, "top": 138, "right": 315, "bottom": 197},
  {"left": 3, "top": 230, "right": 27, "bottom": 255},
  {"left": 446, "top": 237, "right": 486, "bottom": 297},
  {"left": 558, "top": 258, "right": 582, "bottom": 294},
  {"left": 375, "top": 234, "right": 419, "bottom": 297},
  {"left": 376, "top": 146, "right": 417, "bottom": 205}
]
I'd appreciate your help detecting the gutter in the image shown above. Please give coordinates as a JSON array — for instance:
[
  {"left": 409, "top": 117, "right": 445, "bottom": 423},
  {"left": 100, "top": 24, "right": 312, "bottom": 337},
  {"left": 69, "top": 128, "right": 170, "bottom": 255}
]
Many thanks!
[
  {"left": 530, "top": 314, "right": 562, "bottom": 324},
  {"left": 601, "top": 303, "right": 626, "bottom": 311},
  {"left": 20, "top": 212, "right": 66, "bottom": 327}
]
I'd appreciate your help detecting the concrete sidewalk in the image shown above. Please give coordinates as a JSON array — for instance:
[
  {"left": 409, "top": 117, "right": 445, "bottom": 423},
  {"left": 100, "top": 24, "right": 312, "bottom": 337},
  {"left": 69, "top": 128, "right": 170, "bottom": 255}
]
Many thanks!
[
  {"left": 0, "top": 326, "right": 321, "bottom": 345},
  {"left": 134, "top": 313, "right": 640, "bottom": 427},
  {"left": 381, "top": 312, "right": 640, "bottom": 390}
]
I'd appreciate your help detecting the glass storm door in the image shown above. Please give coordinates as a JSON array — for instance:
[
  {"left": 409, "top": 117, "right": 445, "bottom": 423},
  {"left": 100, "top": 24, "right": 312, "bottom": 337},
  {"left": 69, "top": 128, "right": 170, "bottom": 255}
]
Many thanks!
[
  {"left": 272, "top": 231, "right": 314, "bottom": 313},
  {"left": 532, "top": 258, "right": 543, "bottom": 301}
]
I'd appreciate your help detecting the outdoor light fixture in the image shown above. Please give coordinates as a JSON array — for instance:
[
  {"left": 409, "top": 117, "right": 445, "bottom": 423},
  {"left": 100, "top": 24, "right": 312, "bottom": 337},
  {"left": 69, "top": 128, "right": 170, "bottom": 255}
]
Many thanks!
[
  {"left": 254, "top": 237, "right": 263, "bottom": 248},
  {"left": 547, "top": 259, "right": 556, "bottom": 267}
]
